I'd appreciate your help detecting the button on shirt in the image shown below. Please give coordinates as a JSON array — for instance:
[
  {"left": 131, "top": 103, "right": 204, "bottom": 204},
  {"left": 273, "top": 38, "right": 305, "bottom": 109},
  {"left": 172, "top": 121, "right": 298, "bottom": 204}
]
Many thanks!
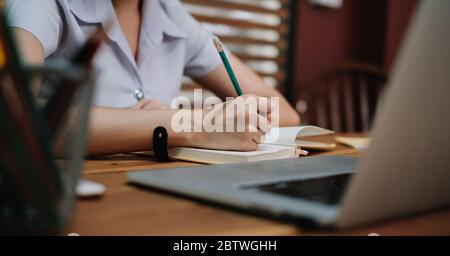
[{"left": 6, "top": 0, "right": 222, "bottom": 108}]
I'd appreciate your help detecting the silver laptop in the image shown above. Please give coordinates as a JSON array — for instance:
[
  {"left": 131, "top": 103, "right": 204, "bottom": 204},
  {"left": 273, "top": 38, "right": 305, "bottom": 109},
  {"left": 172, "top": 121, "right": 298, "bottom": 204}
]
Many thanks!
[{"left": 128, "top": 0, "right": 450, "bottom": 229}]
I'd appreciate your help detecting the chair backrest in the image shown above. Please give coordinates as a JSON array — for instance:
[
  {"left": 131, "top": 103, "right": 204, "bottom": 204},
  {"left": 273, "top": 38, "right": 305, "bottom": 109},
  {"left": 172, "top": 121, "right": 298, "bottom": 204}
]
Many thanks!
[
  {"left": 180, "top": 0, "right": 294, "bottom": 93},
  {"left": 298, "top": 62, "right": 388, "bottom": 132}
]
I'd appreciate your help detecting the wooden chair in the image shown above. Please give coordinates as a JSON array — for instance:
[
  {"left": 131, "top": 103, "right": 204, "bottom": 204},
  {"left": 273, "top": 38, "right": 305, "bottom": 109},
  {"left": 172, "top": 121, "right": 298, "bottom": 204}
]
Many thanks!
[
  {"left": 297, "top": 62, "right": 388, "bottom": 132},
  {"left": 179, "top": 0, "right": 294, "bottom": 105}
]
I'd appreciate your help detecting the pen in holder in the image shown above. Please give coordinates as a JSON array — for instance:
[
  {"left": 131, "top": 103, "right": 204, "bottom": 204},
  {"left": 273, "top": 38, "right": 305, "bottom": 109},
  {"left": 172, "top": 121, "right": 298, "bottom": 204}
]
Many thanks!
[{"left": 0, "top": 60, "right": 96, "bottom": 235}]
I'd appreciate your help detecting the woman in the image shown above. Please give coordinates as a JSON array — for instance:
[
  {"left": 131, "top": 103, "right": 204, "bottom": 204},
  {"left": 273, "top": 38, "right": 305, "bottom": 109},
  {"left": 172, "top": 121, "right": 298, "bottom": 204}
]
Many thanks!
[{"left": 6, "top": 0, "right": 300, "bottom": 155}]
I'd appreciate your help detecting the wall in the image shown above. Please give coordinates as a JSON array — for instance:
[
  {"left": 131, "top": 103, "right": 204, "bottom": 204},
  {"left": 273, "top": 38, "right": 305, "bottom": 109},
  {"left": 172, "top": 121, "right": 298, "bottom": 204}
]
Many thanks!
[
  {"left": 290, "top": 0, "right": 417, "bottom": 102},
  {"left": 384, "top": 0, "right": 419, "bottom": 69}
]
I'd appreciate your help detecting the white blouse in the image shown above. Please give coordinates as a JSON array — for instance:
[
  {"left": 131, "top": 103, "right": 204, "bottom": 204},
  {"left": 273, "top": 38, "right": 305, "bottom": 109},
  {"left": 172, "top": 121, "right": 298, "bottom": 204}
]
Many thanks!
[{"left": 7, "top": 0, "right": 221, "bottom": 107}]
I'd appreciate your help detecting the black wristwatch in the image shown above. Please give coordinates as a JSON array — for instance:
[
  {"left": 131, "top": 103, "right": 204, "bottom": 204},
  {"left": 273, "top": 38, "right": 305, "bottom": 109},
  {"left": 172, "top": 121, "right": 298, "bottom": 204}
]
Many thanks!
[{"left": 153, "top": 126, "right": 170, "bottom": 162}]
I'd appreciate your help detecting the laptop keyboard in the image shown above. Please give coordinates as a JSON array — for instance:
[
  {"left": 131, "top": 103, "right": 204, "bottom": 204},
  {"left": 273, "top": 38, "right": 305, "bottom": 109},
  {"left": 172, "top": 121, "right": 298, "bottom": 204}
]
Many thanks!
[{"left": 254, "top": 173, "right": 353, "bottom": 206}]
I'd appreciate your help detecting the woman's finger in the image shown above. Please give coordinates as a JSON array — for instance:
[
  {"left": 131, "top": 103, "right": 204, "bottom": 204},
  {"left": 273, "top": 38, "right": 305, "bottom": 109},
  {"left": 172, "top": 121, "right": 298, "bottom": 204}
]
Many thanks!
[{"left": 257, "top": 114, "right": 271, "bottom": 133}]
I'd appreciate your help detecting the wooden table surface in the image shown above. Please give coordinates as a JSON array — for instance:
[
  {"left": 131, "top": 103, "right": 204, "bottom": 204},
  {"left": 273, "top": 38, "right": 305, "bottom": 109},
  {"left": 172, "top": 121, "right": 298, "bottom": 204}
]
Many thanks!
[{"left": 67, "top": 137, "right": 450, "bottom": 236}]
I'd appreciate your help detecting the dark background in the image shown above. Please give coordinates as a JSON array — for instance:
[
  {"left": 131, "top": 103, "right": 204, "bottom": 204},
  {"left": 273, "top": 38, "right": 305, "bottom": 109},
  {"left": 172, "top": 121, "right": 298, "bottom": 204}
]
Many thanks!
[{"left": 291, "top": 0, "right": 418, "bottom": 102}]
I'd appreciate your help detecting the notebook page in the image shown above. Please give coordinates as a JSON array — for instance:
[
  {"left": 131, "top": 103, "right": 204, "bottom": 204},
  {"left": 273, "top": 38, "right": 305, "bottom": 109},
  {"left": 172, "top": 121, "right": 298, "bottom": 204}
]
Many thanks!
[
  {"left": 264, "top": 126, "right": 335, "bottom": 147},
  {"left": 170, "top": 144, "right": 292, "bottom": 157}
]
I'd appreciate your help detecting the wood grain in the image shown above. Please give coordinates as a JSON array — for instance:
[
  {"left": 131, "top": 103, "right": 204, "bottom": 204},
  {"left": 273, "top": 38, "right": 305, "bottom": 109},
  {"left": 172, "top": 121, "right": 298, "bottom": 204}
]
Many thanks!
[
  {"left": 83, "top": 154, "right": 201, "bottom": 175},
  {"left": 67, "top": 136, "right": 450, "bottom": 235}
]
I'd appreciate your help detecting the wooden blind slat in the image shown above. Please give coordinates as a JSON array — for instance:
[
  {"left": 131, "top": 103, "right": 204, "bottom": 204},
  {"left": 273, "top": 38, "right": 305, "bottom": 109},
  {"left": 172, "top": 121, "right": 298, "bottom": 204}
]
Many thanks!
[
  {"left": 181, "top": 0, "right": 292, "bottom": 90},
  {"left": 220, "top": 36, "right": 288, "bottom": 50},
  {"left": 234, "top": 53, "right": 286, "bottom": 65},
  {"left": 182, "top": 72, "right": 285, "bottom": 86},
  {"left": 182, "top": 0, "right": 289, "bottom": 18},
  {"left": 256, "top": 71, "right": 286, "bottom": 81},
  {"left": 193, "top": 14, "right": 288, "bottom": 34},
  {"left": 182, "top": 77, "right": 285, "bottom": 91}
]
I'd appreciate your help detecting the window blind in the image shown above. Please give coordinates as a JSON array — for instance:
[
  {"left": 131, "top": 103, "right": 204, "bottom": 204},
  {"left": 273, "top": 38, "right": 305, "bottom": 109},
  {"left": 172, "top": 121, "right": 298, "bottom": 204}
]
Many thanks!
[{"left": 181, "top": 0, "right": 293, "bottom": 91}]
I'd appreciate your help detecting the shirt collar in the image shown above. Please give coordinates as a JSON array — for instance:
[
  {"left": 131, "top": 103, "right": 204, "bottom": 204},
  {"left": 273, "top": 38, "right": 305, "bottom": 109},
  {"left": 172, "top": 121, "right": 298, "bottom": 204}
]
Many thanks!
[
  {"left": 68, "top": 0, "right": 187, "bottom": 46},
  {"left": 68, "top": 0, "right": 119, "bottom": 44},
  {"left": 68, "top": 0, "right": 106, "bottom": 24},
  {"left": 142, "top": 0, "right": 187, "bottom": 45}
]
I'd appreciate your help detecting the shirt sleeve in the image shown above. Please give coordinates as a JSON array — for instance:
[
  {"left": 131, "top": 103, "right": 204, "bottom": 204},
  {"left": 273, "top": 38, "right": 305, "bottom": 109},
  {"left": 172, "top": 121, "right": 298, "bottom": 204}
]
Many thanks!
[
  {"left": 165, "top": 1, "right": 222, "bottom": 78},
  {"left": 6, "top": 0, "right": 63, "bottom": 58}
]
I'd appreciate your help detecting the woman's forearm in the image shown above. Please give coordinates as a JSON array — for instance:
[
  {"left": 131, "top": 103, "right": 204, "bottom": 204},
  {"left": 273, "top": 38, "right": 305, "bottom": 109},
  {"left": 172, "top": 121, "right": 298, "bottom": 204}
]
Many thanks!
[
  {"left": 86, "top": 94, "right": 273, "bottom": 156},
  {"left": 87, "top": 107, "right": 192, "bottom": 155}
]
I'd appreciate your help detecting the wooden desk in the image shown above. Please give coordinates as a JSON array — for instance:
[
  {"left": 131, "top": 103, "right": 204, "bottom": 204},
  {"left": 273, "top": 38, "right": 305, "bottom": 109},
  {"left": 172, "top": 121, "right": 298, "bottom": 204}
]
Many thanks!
[{"left": 67, "top": 139, "right": 450, "bottom": 236}]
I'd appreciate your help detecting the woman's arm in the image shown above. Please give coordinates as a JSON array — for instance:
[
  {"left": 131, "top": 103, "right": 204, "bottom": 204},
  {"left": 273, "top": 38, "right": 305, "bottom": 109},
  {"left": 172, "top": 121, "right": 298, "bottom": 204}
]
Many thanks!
[
  {"left": 87, "top": 108, "right": 191, "bottom": 155},
  {"left": 88, "top": 103, "right": 269, "bottom": 155},
  {"left": 15, "top": 28, "right": 46, "bottom": 64},
  {"left": 194, "top": 53, "right": 301, "bottom": 127},
  {"left": 13, "top": 28, "right": 270, "bottom": 155}
]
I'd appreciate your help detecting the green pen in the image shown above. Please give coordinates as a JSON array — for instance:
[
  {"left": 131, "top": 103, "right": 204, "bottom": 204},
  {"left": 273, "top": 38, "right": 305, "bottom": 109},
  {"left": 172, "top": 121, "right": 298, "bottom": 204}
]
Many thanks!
[{"left": 213, "top": 37, "right": 243, "bottom": 96}]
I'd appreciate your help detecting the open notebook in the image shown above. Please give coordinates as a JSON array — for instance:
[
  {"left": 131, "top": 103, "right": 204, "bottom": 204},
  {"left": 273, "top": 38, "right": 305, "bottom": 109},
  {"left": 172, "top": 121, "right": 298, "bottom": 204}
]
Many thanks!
[{"left": 168, "top": 126, "right": 335, "bottom": 164}]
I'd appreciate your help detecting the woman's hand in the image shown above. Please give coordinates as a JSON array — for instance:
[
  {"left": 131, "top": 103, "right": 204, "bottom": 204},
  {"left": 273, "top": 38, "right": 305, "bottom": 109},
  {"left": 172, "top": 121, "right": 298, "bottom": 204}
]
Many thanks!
[{"left": 184, "top": 95, "right": 273, "bottom": 151}]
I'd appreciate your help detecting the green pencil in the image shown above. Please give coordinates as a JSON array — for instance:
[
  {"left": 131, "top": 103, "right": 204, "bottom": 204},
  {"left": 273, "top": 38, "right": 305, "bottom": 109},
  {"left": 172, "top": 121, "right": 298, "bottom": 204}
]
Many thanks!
[{"left": 213, "top": 37, "right": 243, "bottom": 96}]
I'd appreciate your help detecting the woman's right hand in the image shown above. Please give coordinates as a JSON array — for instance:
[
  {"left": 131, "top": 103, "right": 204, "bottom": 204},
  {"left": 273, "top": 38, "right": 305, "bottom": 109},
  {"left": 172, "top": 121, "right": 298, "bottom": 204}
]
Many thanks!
[{"left": 184, "top": 95, "right": 273, "bottom": 151}]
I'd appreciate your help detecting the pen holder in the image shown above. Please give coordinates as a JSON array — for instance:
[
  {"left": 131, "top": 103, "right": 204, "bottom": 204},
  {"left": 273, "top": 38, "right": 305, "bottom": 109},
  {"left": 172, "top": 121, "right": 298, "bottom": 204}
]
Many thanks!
[{"left": 0, "top": 60, "right": 96, "bottom": 235}]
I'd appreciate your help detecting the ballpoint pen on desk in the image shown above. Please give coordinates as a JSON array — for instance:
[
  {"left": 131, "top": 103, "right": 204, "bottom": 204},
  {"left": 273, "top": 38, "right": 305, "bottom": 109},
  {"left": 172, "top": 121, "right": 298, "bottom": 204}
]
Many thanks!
[{"left": 213, "top": 37, "right": 243, "bottom": 96}]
